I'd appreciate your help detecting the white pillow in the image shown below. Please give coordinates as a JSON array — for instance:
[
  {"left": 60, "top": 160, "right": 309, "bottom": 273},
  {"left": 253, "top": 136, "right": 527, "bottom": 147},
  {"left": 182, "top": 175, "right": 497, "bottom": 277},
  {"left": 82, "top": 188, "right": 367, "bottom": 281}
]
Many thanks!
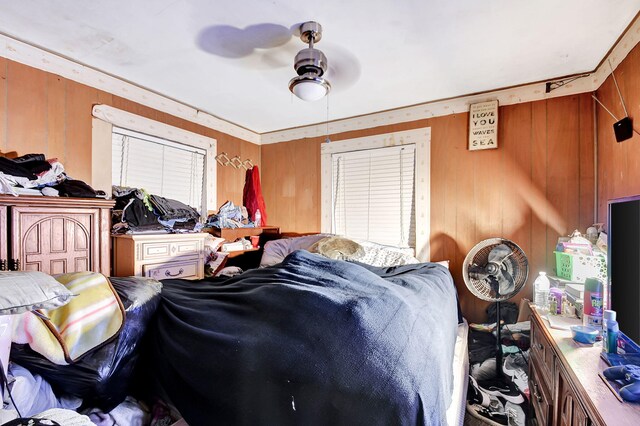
[
  {"left": 0, "top": 271, "right": 74, "bottom": 315},
  {"left": 351, "top": 239, "right": 420, "bottom": 267}
]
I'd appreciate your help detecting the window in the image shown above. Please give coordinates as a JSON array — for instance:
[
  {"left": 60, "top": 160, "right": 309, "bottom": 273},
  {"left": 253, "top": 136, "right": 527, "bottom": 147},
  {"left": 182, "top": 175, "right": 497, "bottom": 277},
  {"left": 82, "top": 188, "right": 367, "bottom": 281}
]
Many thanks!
[
  {"left": 332, "top": 145, "right": 415, "bottom": 248},
  {"left": 320, "top": 128, "right": 430, "bottom": 260},
  {"left": 112, "top": 127, "right": 205, "bottom": 211}
]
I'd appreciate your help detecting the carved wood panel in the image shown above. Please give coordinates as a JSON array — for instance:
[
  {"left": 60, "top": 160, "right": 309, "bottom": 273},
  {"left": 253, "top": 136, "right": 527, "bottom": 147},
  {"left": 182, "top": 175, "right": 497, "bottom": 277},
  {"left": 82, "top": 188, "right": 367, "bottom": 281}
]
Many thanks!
[{"left": 11, "top": 207, "right": 98, "bottom": 275}]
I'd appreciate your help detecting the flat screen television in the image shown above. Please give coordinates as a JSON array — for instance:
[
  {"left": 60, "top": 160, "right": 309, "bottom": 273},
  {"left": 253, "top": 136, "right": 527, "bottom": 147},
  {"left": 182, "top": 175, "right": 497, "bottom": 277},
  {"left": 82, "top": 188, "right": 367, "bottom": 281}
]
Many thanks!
[{"left": 608, "top": 195, "right": 640, "bottom": 344}]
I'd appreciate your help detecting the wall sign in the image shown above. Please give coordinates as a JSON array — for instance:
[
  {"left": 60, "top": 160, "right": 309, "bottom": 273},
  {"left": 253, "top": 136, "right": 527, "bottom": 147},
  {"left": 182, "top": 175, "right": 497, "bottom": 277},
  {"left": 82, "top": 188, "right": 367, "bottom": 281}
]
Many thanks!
[{"left": 468, "top": 100, "right": 498, "bottom": 151}]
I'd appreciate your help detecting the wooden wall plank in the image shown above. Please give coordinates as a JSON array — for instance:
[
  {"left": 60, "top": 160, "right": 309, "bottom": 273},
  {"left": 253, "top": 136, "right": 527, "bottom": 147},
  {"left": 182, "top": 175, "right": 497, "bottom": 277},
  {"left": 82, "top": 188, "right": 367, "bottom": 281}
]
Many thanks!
[
  {"left": 0, "top": 57, "right": 6, "bottom": 152},
  {"left": 293, "top": 138, "right": 321, "bottom": 232},
  {"left": 65, "top": 80, "right": 98, "bottom": 184},
  {"left": 502, "top": 102, "right": 533, "bottom": 302},
  {"left": 46, "top": 74, "right": 66, "bottom": 160},
  {"left": 545, "top": 96, "right": 580, "bottom": 266},
  {"left": 578, "top": 94, "right": 595, "bottom": 231},
  {"left": 7, "top": 62, "right": 47, "bottom": 156},
  {"left": 530, "top": 100, "right": 549, "bottom": 291}
]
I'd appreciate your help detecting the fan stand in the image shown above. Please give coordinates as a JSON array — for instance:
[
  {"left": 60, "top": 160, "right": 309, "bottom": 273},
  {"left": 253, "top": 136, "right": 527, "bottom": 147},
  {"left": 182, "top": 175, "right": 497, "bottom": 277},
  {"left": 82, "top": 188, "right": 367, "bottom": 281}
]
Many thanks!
[{"left": 494, "top": 301, "right": 503, "bottom": 379}]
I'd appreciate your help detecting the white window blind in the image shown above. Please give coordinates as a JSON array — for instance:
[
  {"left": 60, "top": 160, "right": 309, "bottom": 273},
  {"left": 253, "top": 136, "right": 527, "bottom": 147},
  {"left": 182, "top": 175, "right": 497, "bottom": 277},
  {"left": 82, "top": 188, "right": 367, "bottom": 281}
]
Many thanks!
[
  {"left": 332, "top": 144, "right": 416, "bottom": 248},
  {"left": 112, "top": 127, "right": 206, "bottom": 211}
]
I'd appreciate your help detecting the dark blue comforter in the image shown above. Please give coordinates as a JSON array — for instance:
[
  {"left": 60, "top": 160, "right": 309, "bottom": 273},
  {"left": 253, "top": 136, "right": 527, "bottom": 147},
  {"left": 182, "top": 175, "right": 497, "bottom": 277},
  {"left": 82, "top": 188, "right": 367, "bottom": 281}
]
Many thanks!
[{"left": 144, "top": 250, "right": 459, "bottom": 425}]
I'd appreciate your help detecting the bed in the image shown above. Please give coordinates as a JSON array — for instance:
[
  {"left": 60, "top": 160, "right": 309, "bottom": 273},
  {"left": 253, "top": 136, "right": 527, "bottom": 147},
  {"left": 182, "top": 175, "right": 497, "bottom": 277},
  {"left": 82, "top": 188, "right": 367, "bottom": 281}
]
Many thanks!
[{"left": 141, "top": 244, "right": 468, "bottom": 425}]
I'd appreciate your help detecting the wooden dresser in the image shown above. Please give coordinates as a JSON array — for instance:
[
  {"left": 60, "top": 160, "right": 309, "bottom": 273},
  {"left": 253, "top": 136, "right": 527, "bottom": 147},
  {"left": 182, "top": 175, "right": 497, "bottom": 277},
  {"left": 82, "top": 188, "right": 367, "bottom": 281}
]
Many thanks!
[
  {"left": 112, "top": 233, "right": 208, "bottom": 280},
  {"left": 0, "top": 195, "right": 114, "bottom": 275},
  {"left": 529, "top": 306, "right": 640, "bottom": 425}
]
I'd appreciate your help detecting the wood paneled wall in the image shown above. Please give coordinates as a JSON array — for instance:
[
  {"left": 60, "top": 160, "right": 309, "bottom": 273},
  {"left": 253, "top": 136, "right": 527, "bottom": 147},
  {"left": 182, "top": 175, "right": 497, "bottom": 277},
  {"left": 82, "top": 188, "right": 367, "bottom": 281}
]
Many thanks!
[
  {"left": 0, "top": 58, "right": 259, "bottom": 208},
  {"left": 262, "top": 94, "right": 595, "bottom": 322},
  {"left": 596, "top": 42, "right": 640, "bottom": 223}
]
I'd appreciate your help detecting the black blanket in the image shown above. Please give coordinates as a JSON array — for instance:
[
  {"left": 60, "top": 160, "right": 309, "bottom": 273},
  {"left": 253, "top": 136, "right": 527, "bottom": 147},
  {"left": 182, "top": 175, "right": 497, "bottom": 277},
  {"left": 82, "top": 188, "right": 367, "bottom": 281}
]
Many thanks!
[{"left": 144, "top": 250, "right": 459, "bottom": 425}]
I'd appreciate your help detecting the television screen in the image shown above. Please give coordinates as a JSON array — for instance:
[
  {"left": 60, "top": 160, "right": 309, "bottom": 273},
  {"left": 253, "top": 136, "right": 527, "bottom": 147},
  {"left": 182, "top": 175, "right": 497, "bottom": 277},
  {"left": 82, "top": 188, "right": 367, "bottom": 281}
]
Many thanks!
[{"left": 608, "top": 196, "right": 640, "bottom": 344}]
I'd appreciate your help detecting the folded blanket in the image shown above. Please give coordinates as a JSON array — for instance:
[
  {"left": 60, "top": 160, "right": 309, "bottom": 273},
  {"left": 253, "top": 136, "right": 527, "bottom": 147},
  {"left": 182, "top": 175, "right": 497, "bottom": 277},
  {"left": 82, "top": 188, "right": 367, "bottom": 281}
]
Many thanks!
[{"left": 12, "top": 272, "right": 125, "bottom": 364}]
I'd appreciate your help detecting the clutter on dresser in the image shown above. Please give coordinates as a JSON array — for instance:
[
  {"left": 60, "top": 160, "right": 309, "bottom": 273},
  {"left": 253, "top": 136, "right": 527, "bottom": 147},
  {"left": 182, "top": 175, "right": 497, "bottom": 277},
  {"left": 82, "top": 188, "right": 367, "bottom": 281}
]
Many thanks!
[
  {"left": 111, "top": 185, "right": 202, "bottom": 234},
  {"left": 0, "top": 153, "right": 105, "bottom": 198}
]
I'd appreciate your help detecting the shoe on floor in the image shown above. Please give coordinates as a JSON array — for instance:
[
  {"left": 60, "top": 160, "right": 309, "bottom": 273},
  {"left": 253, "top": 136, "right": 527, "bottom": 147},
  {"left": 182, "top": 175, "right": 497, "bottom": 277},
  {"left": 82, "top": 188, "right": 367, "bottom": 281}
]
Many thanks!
[
  {"left": 467, "top": 376, "right": 492, "bottom": 407},
  {"left": 477, "top": 379, "right": 524, "bottom": 404},
  {"left": 466, "top": 401, "right": 508, "bottom": 426},
  {"left": 505, "top": 401, "right": 526, "bottom": 426},
  {"left": 503, "top": 357, "right": 529, "bottom": 397},
  {"left": 503, "top": 353, "right": 527, "bottom": 372}
]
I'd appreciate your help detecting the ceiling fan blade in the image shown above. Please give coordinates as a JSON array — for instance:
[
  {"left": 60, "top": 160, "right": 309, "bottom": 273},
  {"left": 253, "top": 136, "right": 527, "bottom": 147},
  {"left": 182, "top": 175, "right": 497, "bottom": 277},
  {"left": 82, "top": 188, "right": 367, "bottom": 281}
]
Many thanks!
[
  {"left": 323, "top": 43, "right": 361, "bottom": 92},
  {"left": 197, "top": 23, "right": 293, "bottom": 59}
]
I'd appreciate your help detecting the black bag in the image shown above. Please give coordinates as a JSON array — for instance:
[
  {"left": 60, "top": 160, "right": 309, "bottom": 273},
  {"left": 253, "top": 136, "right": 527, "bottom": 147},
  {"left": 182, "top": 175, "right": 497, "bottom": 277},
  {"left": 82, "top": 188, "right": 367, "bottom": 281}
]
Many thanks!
[
  {"left": 10, "top": 277, "right": 162, "bottom": 411},
  {"left": 55, "top": 179, "right": 98, "bottom": 198}
]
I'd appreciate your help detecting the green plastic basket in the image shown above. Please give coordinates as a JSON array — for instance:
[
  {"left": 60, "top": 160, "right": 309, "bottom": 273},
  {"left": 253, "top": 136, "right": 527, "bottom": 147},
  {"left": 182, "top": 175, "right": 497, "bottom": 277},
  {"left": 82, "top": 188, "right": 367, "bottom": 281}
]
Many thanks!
[{"left": 554, "top": 251, "right": 607, "bottom": 283}]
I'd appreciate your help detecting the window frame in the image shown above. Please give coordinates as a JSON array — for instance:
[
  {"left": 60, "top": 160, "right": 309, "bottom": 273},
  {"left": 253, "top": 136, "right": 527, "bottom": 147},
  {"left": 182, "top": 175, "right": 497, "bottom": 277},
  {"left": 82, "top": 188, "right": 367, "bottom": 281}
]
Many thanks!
[
  {"left": 320, "top": 128, "right": 430, "bottom": 260},
  {"left": 92, "top": 105, "right": 217, "bottom": 214}
]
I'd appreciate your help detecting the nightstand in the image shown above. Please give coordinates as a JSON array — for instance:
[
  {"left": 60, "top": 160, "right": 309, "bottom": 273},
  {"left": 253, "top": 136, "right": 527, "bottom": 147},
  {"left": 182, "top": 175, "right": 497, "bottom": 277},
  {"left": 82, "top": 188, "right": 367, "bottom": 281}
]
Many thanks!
[{"left": 112, "top": 233, "right": 208, "bottom": 280}]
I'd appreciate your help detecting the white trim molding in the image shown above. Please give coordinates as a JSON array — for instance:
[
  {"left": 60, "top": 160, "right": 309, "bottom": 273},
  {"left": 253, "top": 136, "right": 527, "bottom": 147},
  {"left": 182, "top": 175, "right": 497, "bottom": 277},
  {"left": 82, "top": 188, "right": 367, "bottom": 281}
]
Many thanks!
[
  {"left": 320, "top": 127, "right": 431, "bottom": 261},
  {"left": 91, "top": 105, "right": 217, "bottom": 212}
]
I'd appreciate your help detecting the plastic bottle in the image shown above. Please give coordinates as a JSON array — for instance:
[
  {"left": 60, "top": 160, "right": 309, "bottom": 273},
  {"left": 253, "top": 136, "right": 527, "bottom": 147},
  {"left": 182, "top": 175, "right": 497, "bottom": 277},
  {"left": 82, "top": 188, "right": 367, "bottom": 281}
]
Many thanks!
[
  {"left": 606, "top": 319, "right": 619, "bottom": 354},
  {"left": 548, "top": 292, "right": 558, "bottom": 316},
  {"left": 583, "top": 277, "right": 603, "bottom": 327},
  {"left": 549, "top": 287, "right": 563, "bottom": 315},
  {"left": 603, "top": 310, "right": 618, "bottom": 353},
  {"left": 534, "top": 272, "right": 550, "bottom": 312},
  {"left": 254, "top": 209, "right": 262, "bottom": 227}
]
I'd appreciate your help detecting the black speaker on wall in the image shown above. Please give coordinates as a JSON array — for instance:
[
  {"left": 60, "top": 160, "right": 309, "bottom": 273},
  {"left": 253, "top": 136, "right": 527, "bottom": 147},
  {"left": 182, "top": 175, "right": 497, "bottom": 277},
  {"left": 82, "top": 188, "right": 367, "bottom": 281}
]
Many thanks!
[{"left": 614, "top": 116, "right": 633, "bottom": 142}]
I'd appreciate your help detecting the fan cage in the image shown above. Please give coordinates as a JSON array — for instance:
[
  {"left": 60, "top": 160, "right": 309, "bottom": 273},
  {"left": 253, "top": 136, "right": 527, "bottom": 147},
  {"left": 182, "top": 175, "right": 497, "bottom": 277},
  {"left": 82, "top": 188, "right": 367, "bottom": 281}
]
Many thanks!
[{"left": 462, "top": 238, "right": 528, "bottom": 302}]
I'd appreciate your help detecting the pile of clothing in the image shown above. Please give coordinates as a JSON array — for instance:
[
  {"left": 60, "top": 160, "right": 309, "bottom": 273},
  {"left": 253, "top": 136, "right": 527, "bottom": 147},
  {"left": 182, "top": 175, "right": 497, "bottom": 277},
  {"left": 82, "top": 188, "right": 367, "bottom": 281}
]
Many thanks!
[
  {"left": 466, "top": 302, "right": 530, "bottom": 426},
  {"left": 0, "top": 154, "right": 101, "bottom": 198},
  {"left": 205, "top": 200, "right": 255, "bottom": 229},
  {"left": 112, "top": 186, "right": 202, "bottom": 234}
]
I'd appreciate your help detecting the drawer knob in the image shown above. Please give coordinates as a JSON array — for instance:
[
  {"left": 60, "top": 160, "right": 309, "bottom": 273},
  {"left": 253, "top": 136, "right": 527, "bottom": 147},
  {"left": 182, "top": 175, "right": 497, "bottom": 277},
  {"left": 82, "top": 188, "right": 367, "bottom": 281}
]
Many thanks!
[
  {"left": 535, "top": 343, "right": 544, "bottom": 351},
  {"left": 165, "top": 268, "right": 184, "bottom": 277}
]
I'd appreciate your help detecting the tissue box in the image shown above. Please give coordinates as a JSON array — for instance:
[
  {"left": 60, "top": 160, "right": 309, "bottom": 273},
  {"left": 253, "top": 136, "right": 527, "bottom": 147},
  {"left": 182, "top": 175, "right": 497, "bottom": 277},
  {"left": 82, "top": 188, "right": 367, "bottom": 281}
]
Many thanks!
[{"left": 554, "top": 251, "right": 607, "bottom": 283}]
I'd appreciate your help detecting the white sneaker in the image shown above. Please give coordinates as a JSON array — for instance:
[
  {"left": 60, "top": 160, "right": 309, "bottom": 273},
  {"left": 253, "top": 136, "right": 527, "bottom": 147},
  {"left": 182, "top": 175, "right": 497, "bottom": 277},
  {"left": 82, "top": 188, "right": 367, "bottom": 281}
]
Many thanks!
[{"left": 505, "top": 401, "right": 526, "bottom": 426}]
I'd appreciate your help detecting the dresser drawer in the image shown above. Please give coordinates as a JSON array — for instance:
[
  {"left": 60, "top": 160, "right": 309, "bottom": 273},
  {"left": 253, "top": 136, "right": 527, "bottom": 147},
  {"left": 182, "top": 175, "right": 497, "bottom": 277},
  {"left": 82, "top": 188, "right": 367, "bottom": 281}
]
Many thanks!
[
  {"left": 140, "top": 239, "right": 202, "bottom": 260},
  {"left": 531, "top": 316, "right": 554, "bottom": 387},
  {"left": 530, "top": 359, "right": 552, "bottom": 426},
  {"left": 143, "top": 260, "right": 200, "bottom": 280}
]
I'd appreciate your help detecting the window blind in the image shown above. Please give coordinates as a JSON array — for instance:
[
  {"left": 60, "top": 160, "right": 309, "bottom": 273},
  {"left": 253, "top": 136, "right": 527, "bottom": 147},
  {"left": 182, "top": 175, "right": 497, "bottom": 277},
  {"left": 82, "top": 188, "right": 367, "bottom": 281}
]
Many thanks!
[
  {"left": 112, "top": 127, "right": 206, "bottom": 211},
  {"left": 332, "top": 144, "right": 416, "bottom": 248}
]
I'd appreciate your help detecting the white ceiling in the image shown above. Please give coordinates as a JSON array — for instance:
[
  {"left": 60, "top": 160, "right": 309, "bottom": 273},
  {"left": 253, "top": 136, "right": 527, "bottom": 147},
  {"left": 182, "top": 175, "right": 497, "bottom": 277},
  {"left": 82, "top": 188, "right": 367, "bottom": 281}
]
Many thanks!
[{"left": 0, "top": 1, "right": 638, "bottom": 134}]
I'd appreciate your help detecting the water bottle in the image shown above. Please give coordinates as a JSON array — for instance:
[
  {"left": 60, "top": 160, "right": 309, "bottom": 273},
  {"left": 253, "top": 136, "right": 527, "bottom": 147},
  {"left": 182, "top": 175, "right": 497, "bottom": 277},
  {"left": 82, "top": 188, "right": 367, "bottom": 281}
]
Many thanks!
[
  {"left": 254, "top": 209, "right": 262, "bottom": 227},
  {"left": 534, "top": 272, "right": 550, "bottom": 312}
]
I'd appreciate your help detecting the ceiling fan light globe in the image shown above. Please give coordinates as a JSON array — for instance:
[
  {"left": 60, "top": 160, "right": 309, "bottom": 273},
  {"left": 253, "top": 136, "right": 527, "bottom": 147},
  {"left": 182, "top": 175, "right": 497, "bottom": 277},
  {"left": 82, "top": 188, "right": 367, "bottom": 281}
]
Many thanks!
[{"left": 289, "top": 74, "right": 331, "bottom": 101}]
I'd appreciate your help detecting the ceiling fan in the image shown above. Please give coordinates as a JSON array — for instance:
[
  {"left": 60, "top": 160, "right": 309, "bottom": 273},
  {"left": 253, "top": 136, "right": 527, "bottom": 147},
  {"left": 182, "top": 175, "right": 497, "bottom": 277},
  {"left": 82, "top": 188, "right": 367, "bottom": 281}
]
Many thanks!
[
  {"left": 288, "top": 21, "right": 330, "bottom": 101},
  {"left": 196, "top": 21, "right": 360, "bottom": 98}
]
